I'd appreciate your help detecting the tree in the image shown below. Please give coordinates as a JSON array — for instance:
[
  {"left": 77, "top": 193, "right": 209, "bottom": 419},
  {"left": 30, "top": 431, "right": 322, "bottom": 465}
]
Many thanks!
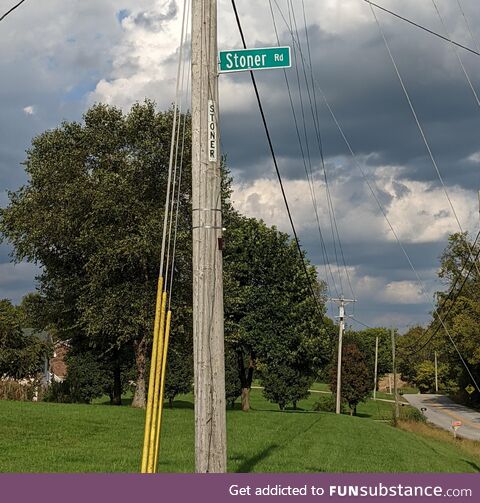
[
  {"left": 330, "top": 342, "right": 371, "bottom": 415},
  {"left": 347, "top": 327, "right": 392, "bottom": 388},
  {"left": 0, "top": 101, "right": 193, "bottom": 407},
  {"left": 164, "top": 309, "right": 193, "bottom": 407},
  {"left": 413, "top": 360, "right": 452, "bottom": 394},
  {"left": 261, "top": 363, "right": 312, "bottom": 410},
  {"left": 224, "top": 344, "right": 242, "bottom": 408},
  {"left": 223, "top": 214, "right": 327, "bottom": 411},
  {"left": 0, "top": 299, "right": 47, "bottom": 379},
  {"left": 395, "top": 233, "right": 480, "bottom": 402}
]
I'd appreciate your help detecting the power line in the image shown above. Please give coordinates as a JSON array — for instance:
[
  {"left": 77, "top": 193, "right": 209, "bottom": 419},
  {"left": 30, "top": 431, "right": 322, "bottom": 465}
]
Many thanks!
[
  {"left": 431, "top": 0, "right": 480, "bottom": 108},
  {"left": 369, "top": 3, "right": 480, "bottom": 280},
  {"left": 299, "top": 0, "right": 356, "bottom": 304},
  {"left": 404, "top": 230, "right": 480, "bottom": 354},
  {"left": 268, "top": 0, "right": 340, "bottom": 303},
  {"left": 288, "top": 0, "right": 346, "bottom": 297},
  {"left": 348, "top": 316, "right": 373, "bottom": 329},
  {"left": 368, "top": 2, "right": 480, "bottom": 392},
  {"left": 0, "top": 0, "right": 27, "bottom": 22},
  {"left": 1, "top": 1, "right": 28, "bottom": 23},
  {"left": 456, "top": 0, "right": 480, "bottom": 57},
  {"left": 363, "top": 0, "right": 480, "bottom": 58},
  {"left": 230, "top": 0, "right": 326, "bottom": 326},
  {"left": 272, "top": 1, "right": 480, "bottom": 389}
]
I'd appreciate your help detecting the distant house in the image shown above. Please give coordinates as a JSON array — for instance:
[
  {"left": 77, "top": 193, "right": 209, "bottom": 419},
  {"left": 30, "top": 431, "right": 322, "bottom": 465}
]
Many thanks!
[
  {"left": 50, "top": 341, "right": 69, "bottom": 382},
  {"left": 22, "top": 329, "right": 69, "bottom": 384}
]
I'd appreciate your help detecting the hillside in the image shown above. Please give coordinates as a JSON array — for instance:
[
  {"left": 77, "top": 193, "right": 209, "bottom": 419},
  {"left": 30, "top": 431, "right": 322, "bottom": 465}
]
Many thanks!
[{"left": 0, "top": 389, "right": 478, "bottom": 473}]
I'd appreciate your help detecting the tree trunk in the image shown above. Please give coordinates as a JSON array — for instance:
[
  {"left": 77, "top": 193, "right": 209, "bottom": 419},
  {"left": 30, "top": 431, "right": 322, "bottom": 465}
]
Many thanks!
[
  {"left": 111, "top": 360, "right": 122, "bottom": 406},
  {"left": 241, "top": 388, "right": 250, "bottom": 412},
  {"left": 236, "top": 349, "right": 256, "bottom": 412},
  {"left": 293, "top": 401, "right": 297, "bottom": 410},
  {"left": 132, "top": 337, "right": 147, "bottom": 408},
  {"left": 169, "top": 398, "right": 173, "bottom": 409}
]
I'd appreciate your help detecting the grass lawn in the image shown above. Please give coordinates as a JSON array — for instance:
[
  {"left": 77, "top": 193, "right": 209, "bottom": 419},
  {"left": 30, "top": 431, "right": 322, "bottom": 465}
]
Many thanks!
[{"left": 0, "top": 388, "right": 479, "bottom": 473}]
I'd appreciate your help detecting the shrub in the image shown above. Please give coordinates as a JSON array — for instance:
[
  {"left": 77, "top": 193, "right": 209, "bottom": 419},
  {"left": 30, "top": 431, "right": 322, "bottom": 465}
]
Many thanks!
[
  {"left": 397, "top": 404, "right": 426, "bottom": 423},
  {"left": 312, "top": 394, "right": 345, "bottom": 413},
  {"left": 0, "top": 379, "right": 36, "bottom": 401},
  {"left": 43, "top": 380, "right": 72, "bottom": 403}
]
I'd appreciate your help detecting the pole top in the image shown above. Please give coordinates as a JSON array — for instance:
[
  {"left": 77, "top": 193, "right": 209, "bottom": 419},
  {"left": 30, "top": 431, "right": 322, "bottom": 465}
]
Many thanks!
[{"left": 330, "top": 297, "right": 356, "bottom": 305}]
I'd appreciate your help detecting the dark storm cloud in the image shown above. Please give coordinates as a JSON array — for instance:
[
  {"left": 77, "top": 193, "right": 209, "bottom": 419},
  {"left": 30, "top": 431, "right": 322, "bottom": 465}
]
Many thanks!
[
  {"left": 0, "top": 0, "right": 128, "bottom": 303},
  {"left": 0, "top": 0, "right": 477, "bottom": 330},
  {"left": 220, "top": 2, "right": 480, "bottom": 191}
]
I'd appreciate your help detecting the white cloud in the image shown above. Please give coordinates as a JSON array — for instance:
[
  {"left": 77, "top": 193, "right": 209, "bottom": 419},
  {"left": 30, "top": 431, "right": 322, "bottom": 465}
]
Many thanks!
[
  {"left": 232, "top": 163, "right": 478, "bottom": 246},
  {"left": 467, "top": 151, "right": 480, "bottom": 163},
  {"left": 383, "top": 280, "right": 425, "bottom": 304}
]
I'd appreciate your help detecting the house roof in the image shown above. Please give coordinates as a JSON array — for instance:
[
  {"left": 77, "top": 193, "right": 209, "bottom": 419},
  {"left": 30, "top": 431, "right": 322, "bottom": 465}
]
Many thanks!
[{"left": 22, "top": 328, "right": 52, "bottom": 343}]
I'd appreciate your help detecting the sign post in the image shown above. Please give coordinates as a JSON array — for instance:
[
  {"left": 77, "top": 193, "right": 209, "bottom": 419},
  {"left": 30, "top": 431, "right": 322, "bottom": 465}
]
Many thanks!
[
  {"left": 219, "top": 46, "right": 291, "bottom": 73},
  {"left": 452, "top": 420, "right": 462, "bottom": 439}
]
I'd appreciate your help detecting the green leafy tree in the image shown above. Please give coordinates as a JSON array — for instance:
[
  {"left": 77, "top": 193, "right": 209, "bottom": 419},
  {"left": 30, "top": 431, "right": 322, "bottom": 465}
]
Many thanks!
[
  {"left": 261, "top": 363, "right": 312, "bottom": 410},
  {"left": 0, "top": 299, "right": 47, "bottom": 379},
  {"left": 223, "top": 214, "right": 327, "bottom": 411},
  {"left": 224, "top": 344, "right": 242, "bottom": 408},
  {"left": 330, "top": 342, "right": 371, "bottom": 415},
  {"left": 347, "top": 327, "right": 392, "bottom": 388},
  {"left": 397, "top": 233, "right": 480, "bottom": 402},
  {"left": 413, "top": 360, "right": 452, "bottom": 393},
  {"left": 0, "top": 102, "right": 194, "bottom": 407},
  {"left": 164, "top": 309, "right": 193, "bottom": 407}
]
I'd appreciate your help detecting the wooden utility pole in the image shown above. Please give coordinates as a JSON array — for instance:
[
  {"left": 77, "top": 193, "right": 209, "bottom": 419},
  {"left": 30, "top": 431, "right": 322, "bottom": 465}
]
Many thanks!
[
  {"left": 391, "top": 327, "right": 400, "bottom": 424},
  {"left": 332, "top": 298, "right": 355, "bottom": 414},
  {"left": 434, "top": 351, "right": 438, "bottom": 393},
  {"left": 191, "top": 0, "right": 227, "bottom": 473},
  {"left": 373, "top": 336, "right": 379, "bottom": 400}
]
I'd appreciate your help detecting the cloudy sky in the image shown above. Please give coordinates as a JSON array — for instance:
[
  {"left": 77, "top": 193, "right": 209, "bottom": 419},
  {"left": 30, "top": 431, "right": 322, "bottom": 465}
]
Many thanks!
[{"left": 1, "top": 0, "right": 479, "bottom": 331}]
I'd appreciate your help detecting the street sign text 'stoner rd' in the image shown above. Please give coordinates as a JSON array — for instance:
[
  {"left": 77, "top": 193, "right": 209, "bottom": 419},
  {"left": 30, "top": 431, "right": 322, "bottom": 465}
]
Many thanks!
[{"left": 219, "top": 46, "right": 291, "bottom": 73}]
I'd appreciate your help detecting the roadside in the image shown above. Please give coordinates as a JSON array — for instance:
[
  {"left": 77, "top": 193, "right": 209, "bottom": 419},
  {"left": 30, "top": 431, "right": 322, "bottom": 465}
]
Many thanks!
[{"left": 404, "top": 394, "right": 480, "bottom": 441}]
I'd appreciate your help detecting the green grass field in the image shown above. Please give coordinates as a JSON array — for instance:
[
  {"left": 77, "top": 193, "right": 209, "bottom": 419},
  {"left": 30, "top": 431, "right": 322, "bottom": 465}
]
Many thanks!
[{"left": 0, "top": 388, "right": 478, "bottom": 473}]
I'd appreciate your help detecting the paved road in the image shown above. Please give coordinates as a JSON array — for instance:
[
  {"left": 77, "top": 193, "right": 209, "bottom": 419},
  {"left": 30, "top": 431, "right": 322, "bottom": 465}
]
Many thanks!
[{"left": 404, "top": 394, "right": 480, "bottom": 441}]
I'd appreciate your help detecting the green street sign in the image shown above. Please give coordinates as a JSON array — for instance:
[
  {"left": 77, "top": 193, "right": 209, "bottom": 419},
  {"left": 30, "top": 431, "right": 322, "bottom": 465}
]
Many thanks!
[
  {"left": 465, "top": 384, "right": 475, "bottom": 395},
  {"left": 219, "top": 46, "right": 291, "bottom": 73}
]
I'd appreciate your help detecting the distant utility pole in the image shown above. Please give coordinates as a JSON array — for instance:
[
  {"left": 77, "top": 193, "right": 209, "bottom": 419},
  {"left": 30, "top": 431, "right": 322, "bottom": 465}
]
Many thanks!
[
  {"left": 434, "top": 351, "right": 438, "bottom": 393},
  {"left": 191, "top": 0, "right": 227, "bottom": 473},
  {"left": 391, "top": 327, "right": 400, "bottom": 424},
  {"left": 373, "top": 336, "right": 379, "bottom": 400},
  {"left": 332, "top": 297, "right": 356, "bottom": 414}
]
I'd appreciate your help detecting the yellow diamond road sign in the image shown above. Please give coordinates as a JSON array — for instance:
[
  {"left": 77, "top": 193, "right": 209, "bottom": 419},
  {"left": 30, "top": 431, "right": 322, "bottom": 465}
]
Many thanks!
[{"left": 465, "top": 384, "right": 475, "bottom": 395}]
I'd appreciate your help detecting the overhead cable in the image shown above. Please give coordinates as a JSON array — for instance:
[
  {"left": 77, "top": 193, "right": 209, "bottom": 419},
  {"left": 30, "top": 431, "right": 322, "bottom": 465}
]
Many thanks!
[
  {"left": 272, "top": 0, "right": 480, "bottom": 391},
  {"left": 369, "top": 4, "right": 480, "bottom": 279},
  {"left": 0, "top": 0, "right": 27, "bottom": 22},
  {"left": 431, "top": 0, "right": 480, "bottom": 108},
  {"left": 363, "top": 0, "right": 480, "bottom": 58},
  {"left": 231, "top": 0, "right": 326, "bottom": 326}
]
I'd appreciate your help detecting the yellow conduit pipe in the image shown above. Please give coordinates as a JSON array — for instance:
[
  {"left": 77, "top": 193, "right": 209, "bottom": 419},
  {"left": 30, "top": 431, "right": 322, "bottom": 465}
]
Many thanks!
[
  {"left": 153, "top": 309, "right": 172, "bottom": 472},
  {"left": 146, "top": 291, "right": 168, "bottom": 473},
  {"left": 141, "top": 276, "right": 164, "bottom": 473}
]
